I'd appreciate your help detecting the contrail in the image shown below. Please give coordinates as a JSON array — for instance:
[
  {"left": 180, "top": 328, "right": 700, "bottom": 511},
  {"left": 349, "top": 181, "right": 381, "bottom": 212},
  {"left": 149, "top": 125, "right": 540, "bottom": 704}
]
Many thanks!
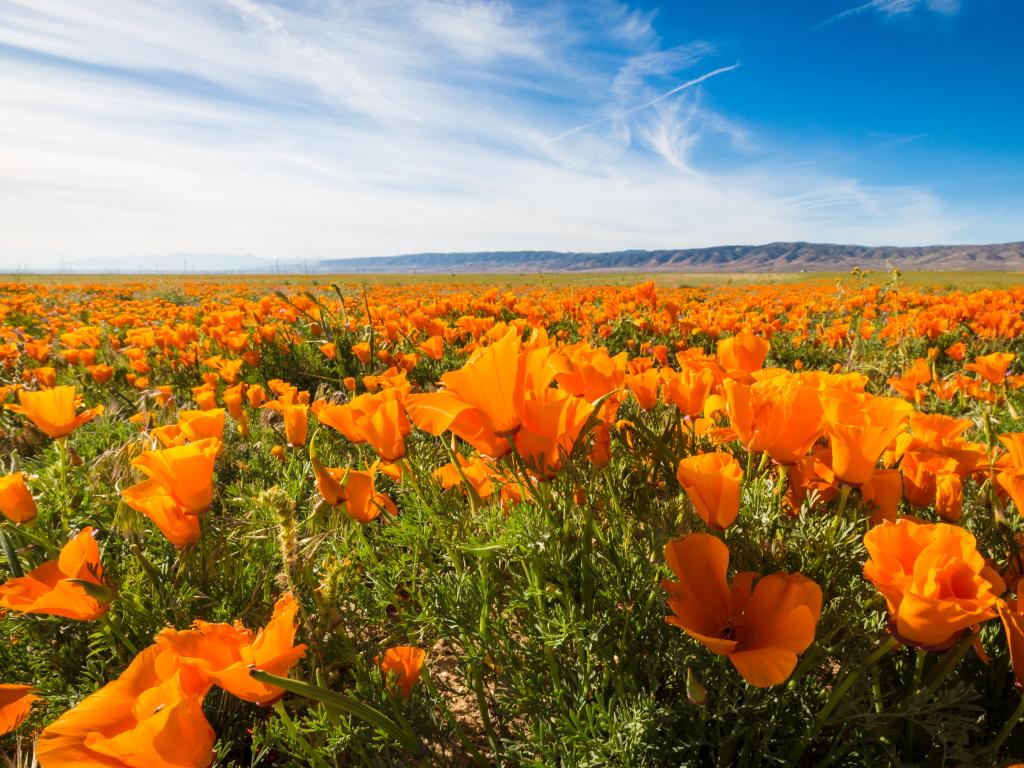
[{"left": 543, "top": 62, "right": 741, "bottom": 145}]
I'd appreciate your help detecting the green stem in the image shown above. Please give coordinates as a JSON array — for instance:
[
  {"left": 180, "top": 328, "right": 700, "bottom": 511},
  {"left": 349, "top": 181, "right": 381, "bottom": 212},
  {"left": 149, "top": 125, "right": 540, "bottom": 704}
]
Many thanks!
[
  {"left": 101, "top": 613, "right": 139, "bottom": 658},
  {"left": 834, "top": 483, "right": 852, "bottom": 518},
  {"left": 273, "top": 700, "right": 332, "bottom": 768},
  {"left": 472, "top": 662, "right": 502, "bottom": 763},
  {"left": 0, "top": 529, "right": 23, "bottom": 578},
  {"left": 918, "top": 630, "right": 974, "bottom": 700},
  {"left": 989, "top": 693, "right": 1024, "bottom": 757},
  {"left": 788, "top": 635, "right": 899, "bottom": 764}
]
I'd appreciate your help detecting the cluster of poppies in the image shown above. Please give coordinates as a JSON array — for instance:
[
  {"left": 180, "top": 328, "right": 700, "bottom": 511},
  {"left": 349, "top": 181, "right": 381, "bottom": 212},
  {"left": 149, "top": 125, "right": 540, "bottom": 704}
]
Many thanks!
[{"left": 1, "top": 276, "right": 1024, "bottom": 762}]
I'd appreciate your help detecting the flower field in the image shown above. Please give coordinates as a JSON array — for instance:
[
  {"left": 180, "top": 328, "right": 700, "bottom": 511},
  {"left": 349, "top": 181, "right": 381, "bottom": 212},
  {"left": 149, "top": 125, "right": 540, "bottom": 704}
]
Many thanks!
[{"left": 1, "top": 273, "right": 1024, "bottom": 766}]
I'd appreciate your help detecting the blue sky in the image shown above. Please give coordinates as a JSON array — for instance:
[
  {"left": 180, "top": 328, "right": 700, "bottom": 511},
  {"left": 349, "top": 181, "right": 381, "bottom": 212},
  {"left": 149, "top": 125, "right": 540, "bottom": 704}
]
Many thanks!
[{"left": 0, "top": 0, "right": 1021, "bottom": 268}]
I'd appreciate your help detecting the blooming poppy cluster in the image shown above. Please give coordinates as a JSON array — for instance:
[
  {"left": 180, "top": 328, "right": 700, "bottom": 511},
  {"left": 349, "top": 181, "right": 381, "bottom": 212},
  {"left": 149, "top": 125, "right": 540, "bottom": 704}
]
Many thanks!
[{"left": 2, "top": 275, "right": 1024, "bottom": 763}]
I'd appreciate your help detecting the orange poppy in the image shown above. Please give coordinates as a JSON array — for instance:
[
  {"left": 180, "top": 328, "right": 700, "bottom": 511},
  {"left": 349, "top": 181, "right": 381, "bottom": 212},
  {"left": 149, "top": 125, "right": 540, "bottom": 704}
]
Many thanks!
[
  {"left": 723, "top": 374, "right": 823, "bottom": 465},
  {"left": 434, "top": 454, "right": 498, "bottom": 501},
  {"left": 0, "top": 472, "right": 37, "bottom": 523},
  {"left": 315, "top": 389, "right": 411, "bottom": 462},
  {"left": 716, "top": 332, "right": 771, "bottom": 377},
  {"left": 0, "top": 528, "right": 109, "bottom": 621},
  {"left": 861, "top": 468, "right": 903, "bottom": 525},
  {"left": 376, "top": 646, "right": 426, "bottom": 699},
  {"left": 35, "top": 645, "right": 215, "bottom": 768},
  {"left": 661, "top": 365, "right": 716, "bottom": 418},
  {"left": 5, "top": 385, "right": 103, "bottom": 439},
  {"left": 0, "top": 684, "right": 38, "bottom": 735},
  {"left": 965, "top": 351, "right": 1014, "bottom": 385},
  {"left": 311, "top": 455, "right": 397, "bottom": 523},
  {"left": 406, "top": 329, "right": 556, "bottom": 458},
  {"left": 998, "top": 581, "right": 1024, "bottom": 688},
  {"left": 155, "top": 594, "right": 307, "bottom": 705},
  {"left": 863, "top": 519, "right": 1005, "bottom": 649},
  {"left": 822, "top": 392, "right": 912, "bottom": 486},
  {"left": 131, "top": 438, "right": 220, "bottom": 514},
  {"left": 121, "top": 480, "right": 201, "bottom": 549},
  {"left": 625, "top": 368, "right": 660, "bottom": 411},
  {"left": 663, "top": 533, "right": 822, "bottom": 687},
  {"left": 676, "top": 452, "right": 742, "bottom": 531},
  {"left": 514, "top": 388, "right": 594, "bottom": 479}
]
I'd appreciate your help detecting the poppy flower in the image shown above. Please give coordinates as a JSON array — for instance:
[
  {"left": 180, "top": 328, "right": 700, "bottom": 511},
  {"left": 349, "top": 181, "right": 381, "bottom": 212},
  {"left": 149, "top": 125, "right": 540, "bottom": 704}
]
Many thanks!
[
  {"left": 723, "top": 374, "right": 823, "bottom": 465},
  {"left": 0, "top": 527, "right": 109, "bottom": 621},
  {"left": 121, "top": 481, "right": 201, "bottom": 549},
  {"left": 861, "top": 468, "right": 903, "bottom": 525},
  {"left": 131, "top": 438, "right": 220, "bottom": 514},
  {"left": 998, "top": 581, "right": 1024, "bottom": 689},
  {"left": 434, "top": 454, "right": 498, "bottom": 501},
  {"left": 5, "top": 385, "right": 103, "bottom": 439},
  {"left": 822, "top": 392, "right": 912, "bottom": 486},
  {"left": 406, "top": 329, "right": 556, "bottom": 458},
  {"left": 315, "top": 389, "right": 411, "bottom": 462},
  {"left": 0, "top": 472, "right": 37, "bottom": 523},
  {"left": 35, "top": 645, "right": 215, "bottom": 768},
  {"left": 311, "top": 454, "right": 397, "bottom": 523},
  {"left": 0, "top": 684, "right": 38, "bottom": 735},
  {"left": 553, "top": 344, "right": 626, "bottom": 424},
  {"left": 965, "top": 351, "right": 1014, "bottom": 385},
  {"left": 863, "top": 519, "right": 1005, "bottom": 649},
  {"left": 663, "top": 533, "right": 822, "bottom": 687},
  {"left": 625, "top": 368, "right": 660, "bottom": 411},
  {"left": 417, "top": 335, "right": 444, "bottom": 361},
  {"left": 716, "top": 332, "right": 771, "bottom": 377},
  {"left": 676, "top": 452, "right": 742, "bottom": 530},
  {"left": 661, "top": 365, "right": 716, "bottom": 418},
  {"left": 996, "top": 470, "right": 1024, "bottom": 517},
  {"left": 375, "top": 646, "right": 426, "bottom": 698},
  {"left": 514, "top": 388, "right": 594, "bottom": 479},
  {"left": 155, "top": 594, "right": 307, "bottom": 705}
]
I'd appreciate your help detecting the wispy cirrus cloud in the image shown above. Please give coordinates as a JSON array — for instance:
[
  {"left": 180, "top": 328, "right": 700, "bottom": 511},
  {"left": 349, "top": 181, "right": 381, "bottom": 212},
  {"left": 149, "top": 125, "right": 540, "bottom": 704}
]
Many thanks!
[
  {"left": 0, "top": 0, "right": 994, "bottom": 269},
  {"left": 816, "top": 0, "right": 961, "bottom": 29}
]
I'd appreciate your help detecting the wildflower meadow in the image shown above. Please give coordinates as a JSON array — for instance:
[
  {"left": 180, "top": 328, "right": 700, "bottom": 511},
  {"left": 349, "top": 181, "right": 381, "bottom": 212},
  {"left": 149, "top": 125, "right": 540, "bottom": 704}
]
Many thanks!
[{"left": 1, "top": 273, "right": 1023, "bottom": 767}]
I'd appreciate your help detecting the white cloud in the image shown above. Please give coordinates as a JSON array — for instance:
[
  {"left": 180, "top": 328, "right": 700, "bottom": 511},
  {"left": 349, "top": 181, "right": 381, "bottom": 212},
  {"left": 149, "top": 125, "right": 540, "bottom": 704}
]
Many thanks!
[
  {"left": 0, "top": 0, "right": 1003, "bottom": 269},
  {"left": 816, "top": 0, "right": 962, "bottom": 28}
]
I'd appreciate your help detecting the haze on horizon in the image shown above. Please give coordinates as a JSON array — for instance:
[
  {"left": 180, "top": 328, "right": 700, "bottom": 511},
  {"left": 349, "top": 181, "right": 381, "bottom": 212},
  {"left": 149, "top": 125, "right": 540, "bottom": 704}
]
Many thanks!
[{"left": 1, "top": 0, "right": 1022, "bottom": 271}]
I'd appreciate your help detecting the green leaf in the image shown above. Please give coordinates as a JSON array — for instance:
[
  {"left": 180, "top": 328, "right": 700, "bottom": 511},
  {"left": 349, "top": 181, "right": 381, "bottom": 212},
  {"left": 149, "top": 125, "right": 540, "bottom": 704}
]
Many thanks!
[{"left": 249, "top": 669, "right": 422, "bottom": 754}]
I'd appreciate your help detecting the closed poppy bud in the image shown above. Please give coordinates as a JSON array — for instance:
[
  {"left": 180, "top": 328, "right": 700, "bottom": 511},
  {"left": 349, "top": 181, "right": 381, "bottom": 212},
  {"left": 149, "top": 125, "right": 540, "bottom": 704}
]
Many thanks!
[
  {"left": 343, "top": 377, "right": 357, "bottom": 391},
  {"left": 861, "top": 469, "right": 902, "bottom": 526},
  {"left": 676, "top": 452, "right": 742, "bottom": 531},
  {"left": 686, "top": 667, "right": 708, "bottom": 707},
  {"left": 0, "top": 685, "right": 38, "bottom": 735},
  {"left": 0, "top": 472, "right": 37, "bottom": 523},
  {"left": 352, "top": 342, "right": 372, "bottom": 365},
  {"left": 246, "top": 385, "right": 267, "bottom": 409},
  {"left": 376, "top": 646, "right": 426, "bottom": 699},
  {"left": 281, "top": 404, "right": 308, "bottom": 446},
  {"left": 934, "top": 473, "right": 963, "bottom": 522}
]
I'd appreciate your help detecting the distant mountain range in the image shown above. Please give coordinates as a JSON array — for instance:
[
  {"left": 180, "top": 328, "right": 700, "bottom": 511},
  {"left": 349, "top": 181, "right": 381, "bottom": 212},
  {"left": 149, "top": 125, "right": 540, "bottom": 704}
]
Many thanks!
[
  {"left": 319, "top": 242, "right": 1024, "bottom": 273},
  {"left": 14, "top": 241, "right": 1024, "bottom": 274}
]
